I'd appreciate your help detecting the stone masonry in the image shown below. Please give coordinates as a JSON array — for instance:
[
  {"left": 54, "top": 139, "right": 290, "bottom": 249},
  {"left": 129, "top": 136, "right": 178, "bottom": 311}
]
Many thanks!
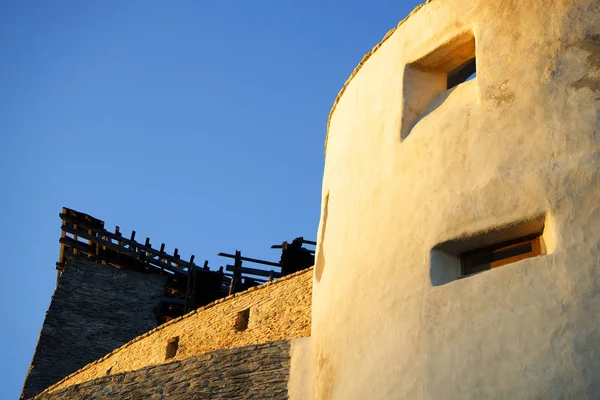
[
  {"left": 34, "top": 341, "right": 291, "bottom": 400},
  {"left": 41, "top": 267, "right": 312, "bottom": 394},
  {"left": 21, "top": 260, "right": 167, "bottom": 399}
]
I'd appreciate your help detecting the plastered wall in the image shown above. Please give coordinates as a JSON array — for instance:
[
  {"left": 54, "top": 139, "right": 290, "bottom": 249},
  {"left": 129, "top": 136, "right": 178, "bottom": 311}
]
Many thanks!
[
  {"left": 42, "top": 267, "right": 312, "bottom": 395},
  {"left": 308, "top": 0, "right": 600, "bottom": 399}
]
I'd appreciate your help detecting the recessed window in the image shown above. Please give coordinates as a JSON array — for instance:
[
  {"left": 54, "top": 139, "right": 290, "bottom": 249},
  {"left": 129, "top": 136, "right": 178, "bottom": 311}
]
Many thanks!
[
  {"left": 401, "top": 30, "right": 476, "bottom": 139},
  {"left": 430, "top": 215, "right": 553, "bottom": 286},
  {"left": 235, "top": 308, "right": 250, "bottom": 332},
  {"left": 447, "top": 57, "right": 476, "bottom": 89},
  {"left": 460, "top": 234, "right": 542, "bottom": 276},
  {"left": 165, "top": 336, "right": 179, "bottom": 360}
]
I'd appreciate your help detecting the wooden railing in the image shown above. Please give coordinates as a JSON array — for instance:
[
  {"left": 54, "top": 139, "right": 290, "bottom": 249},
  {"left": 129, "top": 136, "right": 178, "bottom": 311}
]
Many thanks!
[
  {"left": 57, "top": 207, "right": 228, "bottom": 321},
  {"left": 56, "top": 207, "right": 315, "bottom": 321},
  {"left": 218, "top": 238, "right": 315, "bottom": 295},
  {"left": 58, "top": 208, "right": 196, "bottom": 276}
]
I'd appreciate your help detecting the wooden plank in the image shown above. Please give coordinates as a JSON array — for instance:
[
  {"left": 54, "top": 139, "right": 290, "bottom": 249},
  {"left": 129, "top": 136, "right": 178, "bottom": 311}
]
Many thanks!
[
  {"left": 60, "top": 209, "right": 104, "bottom": 231},
  {"left": 225, "top": 265, "right": 282, "bottom": 278},
  {"left": 162, "top": 297, "right": 185, "bottom": 305},
  {"left": 59, "top": 237, "right": 95, "bottom": 256},
  {"left": 217, "top": 252, "right": 281, "bottom": 268},
  {"left": 101, "top": 229, "right": 191, "bottom": 269},
  {"left": 62, "top": 225, "right": 193, "bottom": 271},
  {"left": 60, "top": 229, "right": 188, "bottom": 276},
  {"left": 271, "top": 244, "right": 315, "bottom": 254}
]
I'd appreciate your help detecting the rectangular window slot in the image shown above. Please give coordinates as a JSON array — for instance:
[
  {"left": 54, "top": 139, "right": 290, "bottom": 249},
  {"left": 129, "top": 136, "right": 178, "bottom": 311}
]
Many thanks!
[
  {"left": 447, "top": 57, "right": 476, "bottom": 89},
  {"left": 165, "top": 336, "right": 179, "bottom": 360},
  {"left": 461, "top": 234, "right": 541, "bottom": 276},
  {"left": 235, "top": 308, "right": 250, "bottom": 332},
  {"left": 401, "top": 30, "right": 476, "bottom": 139},
  {"left": 430, "top": 215, "right": 553, "bottom": 286}
]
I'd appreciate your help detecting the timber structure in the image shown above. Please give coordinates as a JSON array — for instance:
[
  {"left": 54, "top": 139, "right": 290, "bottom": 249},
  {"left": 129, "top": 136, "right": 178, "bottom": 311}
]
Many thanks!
[{"left": 57, "top": 207, "right": 314, "bottom": 322}]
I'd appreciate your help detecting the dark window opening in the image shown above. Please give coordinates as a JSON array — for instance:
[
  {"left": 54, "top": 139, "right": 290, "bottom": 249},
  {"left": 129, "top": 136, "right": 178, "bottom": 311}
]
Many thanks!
[
  {"left": 447, "top": 57, "right": 476, "bottom": 89},
  {"left": 430, "top": 215, "right": 550, "bottom": 286},
  {"left": 235, "top": 308, "right": 250, "bottom": 332},
  {"left": 401, "top": 31, "right": 477, "bottom": 139},
  {"left": 165, "top": 336, "right": 179, "bottom": 360},
  {"left": 461, "top": 234, "right": 542, "bottom": 276}
]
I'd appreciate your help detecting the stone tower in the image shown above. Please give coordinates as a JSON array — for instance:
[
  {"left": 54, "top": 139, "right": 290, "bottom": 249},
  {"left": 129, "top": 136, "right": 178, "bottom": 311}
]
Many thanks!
[{"left": 307, "top": 0, "right": 600, "bottom": 398}]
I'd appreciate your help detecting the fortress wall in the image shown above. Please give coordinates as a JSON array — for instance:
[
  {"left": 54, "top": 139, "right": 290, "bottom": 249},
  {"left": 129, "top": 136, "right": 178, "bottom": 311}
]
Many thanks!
[
  {"left": 21, "top": 260, "right": 167, "bottom": 400},
  {"left": 42, "top": 267, "right": 312, "bottom": 394},
  {"left": 311, "top": 0, "right": 600, "bottom": 399},
  {"left": 35, "top": 341, "right": 291, "bottom": 400}
]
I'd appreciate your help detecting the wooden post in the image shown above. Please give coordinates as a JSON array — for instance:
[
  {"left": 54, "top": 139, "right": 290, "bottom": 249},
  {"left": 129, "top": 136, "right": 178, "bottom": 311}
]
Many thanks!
[
  {"left": 73, "top": 223, "right": 79, "bottom": 256},
  {"left": 184, "top": 255, "right": 195, "bottom": 313},
  {"left": 174, "top": 248, "right": 180, "bottom": 270},
  {"left": 59, "top": 208, "right": 67, "bottom": 266},
  {"left": 159, "top": 243, "right": 166, "bottom": 272},
  {"left": 228, "top": 250, "right": 243, "bottom": 295}
]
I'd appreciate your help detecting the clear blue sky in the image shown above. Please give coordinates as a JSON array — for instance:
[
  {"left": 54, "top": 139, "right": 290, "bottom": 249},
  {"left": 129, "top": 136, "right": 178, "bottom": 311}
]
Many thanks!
[{"left": 0, "top": 1, "right": 421, "bottom": 397}]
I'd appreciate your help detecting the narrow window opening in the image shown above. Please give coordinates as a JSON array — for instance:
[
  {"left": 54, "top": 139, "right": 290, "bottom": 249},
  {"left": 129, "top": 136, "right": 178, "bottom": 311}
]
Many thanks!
[
  {"left": 165, "top": 336, "right": 179, "bottom": 360},
  {"left": 460, "top": 234, "right": 541, "bottom": 276},
  {"left": 447, "top": 57, "right": 476, "bottom": 89},
  {"left": 401, "top": 31, "right": 476, "bottom": 139},
  {"left": 430, "top": 215, "right": 553, "bottom": 286},
  {"left": 106, "top": 367, "right": 112, "bottom": 375},
  {"left": 235, "top": 308, "right": 250, "bottom": 331}
]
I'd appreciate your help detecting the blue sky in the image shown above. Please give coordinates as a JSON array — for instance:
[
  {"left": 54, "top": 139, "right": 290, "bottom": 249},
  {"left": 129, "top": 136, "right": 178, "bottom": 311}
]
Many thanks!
[{"left": 0, "top": 1, "right": 421, "bottom": 397}]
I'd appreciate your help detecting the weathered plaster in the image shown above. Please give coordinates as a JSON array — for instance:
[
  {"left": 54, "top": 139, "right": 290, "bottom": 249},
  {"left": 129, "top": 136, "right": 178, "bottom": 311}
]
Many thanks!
[
  {"left": 324, "top": 0, "right": 437, "bottom": 154},
  {"left": 288, "top": 337, "right": 315, "bottom": 400},
  {"left": 308, "top": 0, "right": 600, "bottom": 398}
]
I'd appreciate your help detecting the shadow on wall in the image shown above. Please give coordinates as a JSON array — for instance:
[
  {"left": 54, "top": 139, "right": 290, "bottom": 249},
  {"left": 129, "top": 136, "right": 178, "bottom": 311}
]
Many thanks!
[
  {"left": 401, "top": 30, "right": 477, "bottom": 140},
  {"left": 403, "top": 83, "right": 459, "bottom": 138},
  {"left": 315, "top": 193, "right": 329, "bottom": 282}
]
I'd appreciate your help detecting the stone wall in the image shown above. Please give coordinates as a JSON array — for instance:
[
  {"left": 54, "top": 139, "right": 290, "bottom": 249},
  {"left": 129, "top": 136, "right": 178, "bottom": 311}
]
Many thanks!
[
  {"left": 34, "top": 341, "right": 291, "bottom": 400},
  {"left": 21, "top": 260, "right": 167, "bottom": 399},
  {"left": 42, "top": 267, "right": 312, "bottom": 394}
]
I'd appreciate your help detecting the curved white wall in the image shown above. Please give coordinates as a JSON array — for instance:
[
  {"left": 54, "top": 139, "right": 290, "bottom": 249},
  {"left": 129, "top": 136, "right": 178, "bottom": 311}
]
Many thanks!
[{"left": 310, "top": 0, "right": 600, "bottom": 399}]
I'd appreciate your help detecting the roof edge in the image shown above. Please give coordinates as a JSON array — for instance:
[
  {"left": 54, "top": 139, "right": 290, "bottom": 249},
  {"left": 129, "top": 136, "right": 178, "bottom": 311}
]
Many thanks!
[{"left": 324, "top": 0, "right": 435, "bottom": 155}]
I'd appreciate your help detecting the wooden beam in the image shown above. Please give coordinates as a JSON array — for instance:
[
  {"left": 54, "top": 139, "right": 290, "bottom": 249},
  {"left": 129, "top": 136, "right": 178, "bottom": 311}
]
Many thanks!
[
  {"left": 225, "top": 265, "right": 282, "bottom": 279},
  {"left": 217, "top": 252, "right": 280, "bottom": 268},
  {"left": 61, "top": 225, "right": 193, "bottom": 272},
  {"left": 59, "top": 232, "right": 188, "bottom": 276}
]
